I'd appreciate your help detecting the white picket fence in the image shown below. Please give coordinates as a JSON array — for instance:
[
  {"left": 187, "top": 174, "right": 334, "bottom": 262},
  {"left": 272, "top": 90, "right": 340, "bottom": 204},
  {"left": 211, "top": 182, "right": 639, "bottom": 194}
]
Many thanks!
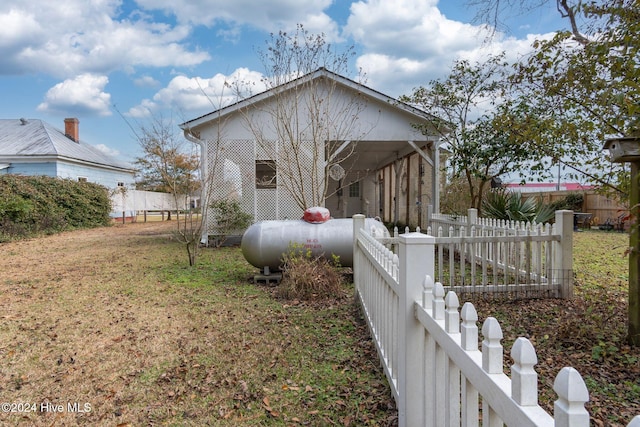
[
  {"left": 352, "top": 214, "right": 639, "bottom": 427},
  {"left": 425, "top": 209, "right": 573, "bottom": 299}
]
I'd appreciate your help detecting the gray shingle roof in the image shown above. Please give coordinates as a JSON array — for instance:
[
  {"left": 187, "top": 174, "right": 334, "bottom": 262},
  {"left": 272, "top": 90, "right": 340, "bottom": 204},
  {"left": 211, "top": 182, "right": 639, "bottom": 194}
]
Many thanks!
[{"left": 0, "top": 118, "right": 134, "bottom": 171}]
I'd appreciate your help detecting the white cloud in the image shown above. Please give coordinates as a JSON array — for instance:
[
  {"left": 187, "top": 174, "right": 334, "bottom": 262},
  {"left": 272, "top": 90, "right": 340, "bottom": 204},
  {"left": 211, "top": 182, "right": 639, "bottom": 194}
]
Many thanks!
[
  {"left": 126, "top": 99, "right": 157, "bottom": 119},
  {"left": 344, "top": 0, "right": 549, "bottom": 97},
  {"left": 134, "top": 0, "right": 340, "bottom": 39},
  {"left": 134, "top": 76, "right": 161, "bottom": 88},
  {"left": 127, "top": 68, "right": 268, "bottom": 117},
  {"left": 0, "top": 9, "right": 42, "bottom": 49},
  {"left": 0, "top": 0, "right": 210, "bottom": 78},
  {"left": 37, "top": 74, "right": 112, "bottom": 116}
]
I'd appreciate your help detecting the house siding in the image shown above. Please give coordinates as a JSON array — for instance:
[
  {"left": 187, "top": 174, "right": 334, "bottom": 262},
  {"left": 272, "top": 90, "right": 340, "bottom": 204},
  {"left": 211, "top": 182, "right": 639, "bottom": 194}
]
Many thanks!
[
  {"left": 7, "top": 162, "right": 57, "bottom": 177},
  {"left": 55, "top": 161, "right": 135, "bottom": 188},
  {"left": 7, "top": 160, "right": 134, "bottom": 189}
]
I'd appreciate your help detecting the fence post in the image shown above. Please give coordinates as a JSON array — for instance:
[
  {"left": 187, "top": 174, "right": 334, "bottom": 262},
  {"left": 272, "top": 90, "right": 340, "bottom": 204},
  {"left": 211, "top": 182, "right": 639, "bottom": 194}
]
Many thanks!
[
  {"left": 352, "top": 214, "right": 366, "bottom": 297},
  {"left": 398, "top": 231, "right": 435, "bottom": 427},
  {"left": 555, "top": 210, "right": 574, "bottom": 298},
  {"left": 467, "top": 208, "right": 478, "bottom": 235}
]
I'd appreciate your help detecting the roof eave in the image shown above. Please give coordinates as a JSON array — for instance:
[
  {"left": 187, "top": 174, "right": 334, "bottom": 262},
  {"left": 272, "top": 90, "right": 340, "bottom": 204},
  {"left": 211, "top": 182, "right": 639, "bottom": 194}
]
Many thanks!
[
  {"left": 0, "top": 154, "right": 136, "bottom": 174},
  {"left": 179, "top": 67, "right": 444, "bottom": 131}
]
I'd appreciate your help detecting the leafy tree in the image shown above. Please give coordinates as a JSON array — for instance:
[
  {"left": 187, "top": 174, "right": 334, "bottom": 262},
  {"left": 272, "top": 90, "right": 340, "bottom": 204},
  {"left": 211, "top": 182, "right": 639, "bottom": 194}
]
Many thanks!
[
  {"left": 401, "top": 54, "right": 539, "bottom": 214},
  {"left": 468, "top": 0, "right": 640, "bottom": 345},
  {"left": 134, "top": 115, "right": 202, "bottom": 266},
  {"left": 468, "top": 0, "right": 638, "bottom": 193},
  {"left": 134, "top": 116, "right": 200, "bottom": 194}
]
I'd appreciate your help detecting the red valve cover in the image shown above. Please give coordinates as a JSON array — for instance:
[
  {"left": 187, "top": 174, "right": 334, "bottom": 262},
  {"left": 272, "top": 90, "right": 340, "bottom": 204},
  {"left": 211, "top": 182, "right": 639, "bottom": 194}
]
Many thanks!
[{"left": 303, "top": 207, "right": 330, "bottom": 223}]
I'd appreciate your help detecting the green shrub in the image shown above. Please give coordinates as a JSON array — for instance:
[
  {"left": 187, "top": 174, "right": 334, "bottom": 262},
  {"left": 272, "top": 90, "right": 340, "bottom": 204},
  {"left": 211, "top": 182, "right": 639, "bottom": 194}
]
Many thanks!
[
  {"left": 0, "top": 175, "right": 111, "bottom": 240},
  {"left": 0, "top": 194, "right": 33, "bottom": 222},
  {"left": 209, "top": 198, "right": 252, "bottom": 247},
  {"left": 550, "top": 192, "right": 584, "bottom": 212}
]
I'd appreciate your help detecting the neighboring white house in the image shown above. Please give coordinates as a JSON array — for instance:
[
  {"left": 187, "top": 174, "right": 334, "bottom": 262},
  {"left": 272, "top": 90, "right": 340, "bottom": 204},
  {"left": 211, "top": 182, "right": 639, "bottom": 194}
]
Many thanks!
[
  {"left": 0, "top": 118, "right": 136, "bottom": 189},
  {"left": 180, "top": 68, "right": 444, "bottom": 240}
]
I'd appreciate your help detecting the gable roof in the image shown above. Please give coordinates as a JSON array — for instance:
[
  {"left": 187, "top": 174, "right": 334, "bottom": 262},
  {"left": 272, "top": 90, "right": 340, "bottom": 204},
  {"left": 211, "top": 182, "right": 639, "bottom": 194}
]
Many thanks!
[
  {"left": 0, "top": 118, "right": 134, "bottom": 172},
  {"left": 180, "top": 67, "right": 441, "bottom": 131}
]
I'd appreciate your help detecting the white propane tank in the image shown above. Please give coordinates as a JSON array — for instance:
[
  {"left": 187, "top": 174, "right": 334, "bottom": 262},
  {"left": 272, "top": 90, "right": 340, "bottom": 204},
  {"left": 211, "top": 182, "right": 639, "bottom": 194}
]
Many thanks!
[{"left": 240, "top": 208, "right": 388, "bottom": 271}]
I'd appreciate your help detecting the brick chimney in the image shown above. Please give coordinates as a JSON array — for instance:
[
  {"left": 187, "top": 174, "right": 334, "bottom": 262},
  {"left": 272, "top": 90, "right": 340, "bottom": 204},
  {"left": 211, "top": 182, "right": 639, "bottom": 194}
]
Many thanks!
[{"left": 64, "top": 118, "right": 79, "bottom": 142}]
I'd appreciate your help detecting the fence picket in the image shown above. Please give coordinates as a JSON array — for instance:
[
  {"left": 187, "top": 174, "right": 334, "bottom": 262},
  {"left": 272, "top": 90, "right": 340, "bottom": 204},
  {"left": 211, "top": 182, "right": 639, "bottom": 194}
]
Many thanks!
[
  {"left": 482, "top": 317, "right": 503, "bottom": 374},
  {"left": 445, "top": 291, "right": 460, "bottom": 334},
  {"left": 511, "top": 338, "right": 538, "bottom": 406},
  {"left": 433, "top": 282, "right": 445, "bottom": 320},
  {"left": 448, "top": 226, "right": 455, "bottom": 287},
  {"left": 553, "top": 367, "right": 589, "bottom": 427},
  {"left": 461, "top": 302, "right": 480, "bottom": 427},
  {"left": 461, "top": 302, "right": 478, "bottom": 351},
  {"left": 437, "top": 226, "right": 444, "bottom": 284}
]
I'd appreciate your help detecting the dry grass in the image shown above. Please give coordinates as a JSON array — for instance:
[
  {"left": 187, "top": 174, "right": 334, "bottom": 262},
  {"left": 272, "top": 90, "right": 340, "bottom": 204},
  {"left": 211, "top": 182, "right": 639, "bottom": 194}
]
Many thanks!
[
  {"left": 0, "top": 221, "right": 396, "bottom": 426},
  {"left": 277, "top": 247, "right": 347, "bottom": 301}
]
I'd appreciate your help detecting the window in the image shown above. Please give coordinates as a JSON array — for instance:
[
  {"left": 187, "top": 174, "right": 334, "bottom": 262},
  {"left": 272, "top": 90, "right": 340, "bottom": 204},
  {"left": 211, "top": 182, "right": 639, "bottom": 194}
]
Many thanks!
[
  {"left": 349, "top": 181, "right": 360, "bottom": 198},
  {"left": 256, "top": 160, "right": 277, "bottom": 189},
  {"left": 78, "top": 177, "right": 88, "bottom": 183}
]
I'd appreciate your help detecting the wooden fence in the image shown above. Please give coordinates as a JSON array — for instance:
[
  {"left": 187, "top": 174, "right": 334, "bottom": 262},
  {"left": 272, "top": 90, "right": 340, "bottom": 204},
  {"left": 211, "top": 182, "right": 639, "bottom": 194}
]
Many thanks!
[
  {"left": 519, "top": 189, "right": 627, "bottom": 229},
  {"left": 352, "top": 214, "right": 639, "bottom": 427}
]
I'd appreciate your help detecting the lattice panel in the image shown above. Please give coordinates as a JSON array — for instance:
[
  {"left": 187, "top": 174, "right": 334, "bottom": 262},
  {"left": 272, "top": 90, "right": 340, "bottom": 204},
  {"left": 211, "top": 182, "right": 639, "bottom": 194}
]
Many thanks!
[
  {"left": 277, "top": 139, "right": 322, "bottom": 210},
  {"left": 255, "top": 189, "right": 277, "bottom": 221},
  {"left": 278, "top": 190, "right": 304, "bottom": 220},
  {"left": 204, "top": 139, "right": 255, "bottom": 234},
  {"left": 204, "top": 138, "right": 325, "bottom": 235},
  {"left": 255, "top": 138, "right": 273, "bottom": 160}
]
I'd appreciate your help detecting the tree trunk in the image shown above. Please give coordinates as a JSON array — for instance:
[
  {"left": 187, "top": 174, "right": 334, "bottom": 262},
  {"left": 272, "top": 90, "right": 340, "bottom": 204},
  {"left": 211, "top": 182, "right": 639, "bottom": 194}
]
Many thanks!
[{"left": 629, "top": 161, "right": 640, "bottom": 346}]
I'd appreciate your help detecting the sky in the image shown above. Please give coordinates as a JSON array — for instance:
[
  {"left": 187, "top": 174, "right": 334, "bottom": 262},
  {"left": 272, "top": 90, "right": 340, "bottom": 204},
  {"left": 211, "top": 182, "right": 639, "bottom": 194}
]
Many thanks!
[{"left": 0, "top": 0, "right": 567, "bottom": 166}]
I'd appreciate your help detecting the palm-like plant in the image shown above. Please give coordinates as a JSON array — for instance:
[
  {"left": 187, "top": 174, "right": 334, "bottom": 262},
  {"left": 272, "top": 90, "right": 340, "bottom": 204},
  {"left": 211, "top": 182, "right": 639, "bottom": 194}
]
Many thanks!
[{"left": 482, "top": 188, "right": 555, "bottom": 224}]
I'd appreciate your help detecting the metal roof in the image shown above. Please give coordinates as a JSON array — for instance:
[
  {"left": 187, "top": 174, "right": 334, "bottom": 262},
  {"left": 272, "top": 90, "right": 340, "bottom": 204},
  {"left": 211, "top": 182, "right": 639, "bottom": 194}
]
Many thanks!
[{"left": 0, "top": 118, "right": 134, "bottom": 171}]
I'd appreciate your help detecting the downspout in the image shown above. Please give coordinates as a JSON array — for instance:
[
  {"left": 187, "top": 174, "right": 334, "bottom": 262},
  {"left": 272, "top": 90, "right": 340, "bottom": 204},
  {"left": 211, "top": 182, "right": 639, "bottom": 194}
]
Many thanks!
[{"left": 184, "top": 130, "right": 209, "bottom": 244}]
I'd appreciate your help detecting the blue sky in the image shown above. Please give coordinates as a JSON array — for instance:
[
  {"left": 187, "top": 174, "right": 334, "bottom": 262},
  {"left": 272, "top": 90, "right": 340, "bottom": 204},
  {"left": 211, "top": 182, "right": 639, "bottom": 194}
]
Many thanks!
[{"left": 0, "top": 0, "right": 566, "bottom": 165}]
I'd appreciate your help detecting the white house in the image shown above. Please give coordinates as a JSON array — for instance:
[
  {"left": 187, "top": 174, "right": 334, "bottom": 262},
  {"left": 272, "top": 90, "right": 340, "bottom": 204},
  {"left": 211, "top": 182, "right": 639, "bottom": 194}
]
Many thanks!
[
  {"left": 0, "top": 118, "right": 136, "bottom": 189},
  {"left": 180, "top": 68, "right": 444, "bottom": 240}
]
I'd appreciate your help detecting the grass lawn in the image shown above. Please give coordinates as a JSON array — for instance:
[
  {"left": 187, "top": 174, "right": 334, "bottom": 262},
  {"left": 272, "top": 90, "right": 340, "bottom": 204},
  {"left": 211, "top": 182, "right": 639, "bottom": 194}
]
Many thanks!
[
  {"left": 0, "top": 221, "right": 396, "bottom": 426},
  {"left": 1, "top": 222, "right": 638, "bottom": 426}
]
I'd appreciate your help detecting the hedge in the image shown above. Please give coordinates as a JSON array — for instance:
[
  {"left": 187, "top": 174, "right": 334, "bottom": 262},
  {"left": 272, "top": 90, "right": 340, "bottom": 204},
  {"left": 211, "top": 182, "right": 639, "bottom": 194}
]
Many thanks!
[{"left": 0, "top": 175, "right": 111, "bottom": 241}]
